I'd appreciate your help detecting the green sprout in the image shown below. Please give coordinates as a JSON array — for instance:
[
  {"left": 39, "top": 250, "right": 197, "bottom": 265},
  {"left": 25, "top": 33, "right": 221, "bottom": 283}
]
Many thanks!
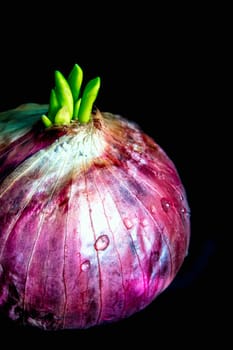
[{"left": 41, "top": 64, "right": 100, "bottom": 127}]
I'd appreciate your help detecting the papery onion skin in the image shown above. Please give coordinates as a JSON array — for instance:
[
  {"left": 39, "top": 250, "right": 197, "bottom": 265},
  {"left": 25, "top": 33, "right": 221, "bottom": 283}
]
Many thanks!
[{"left": 0, "top": 103, "right": 190, "bottom": 330}]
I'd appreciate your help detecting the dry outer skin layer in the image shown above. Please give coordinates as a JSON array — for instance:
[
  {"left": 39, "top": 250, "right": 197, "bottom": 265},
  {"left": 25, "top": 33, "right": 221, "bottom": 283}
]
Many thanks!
[{"left": 0, "top": 104, "right": 190, "bottom": 330}]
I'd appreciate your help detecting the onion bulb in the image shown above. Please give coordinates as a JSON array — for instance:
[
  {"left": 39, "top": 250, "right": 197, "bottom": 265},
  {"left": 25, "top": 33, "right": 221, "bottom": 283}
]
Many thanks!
[{"left": 0, "top": 64, "right": 190, "bottom": 330}]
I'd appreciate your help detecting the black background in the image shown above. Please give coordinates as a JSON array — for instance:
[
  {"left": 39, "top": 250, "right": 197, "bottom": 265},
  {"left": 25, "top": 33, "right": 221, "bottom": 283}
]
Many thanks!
[{"left": 0, "top": 6, "right": 224, "bottom": 348}]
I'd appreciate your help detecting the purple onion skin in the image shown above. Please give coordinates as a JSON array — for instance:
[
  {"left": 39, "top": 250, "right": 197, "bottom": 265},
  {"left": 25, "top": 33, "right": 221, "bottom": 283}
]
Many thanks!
[{"left": 0, "top": 103, "right": 190, "bottom": 330}]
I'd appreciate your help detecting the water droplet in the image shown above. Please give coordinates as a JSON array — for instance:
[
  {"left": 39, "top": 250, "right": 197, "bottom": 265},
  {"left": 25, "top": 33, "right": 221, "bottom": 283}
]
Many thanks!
[
  {"left": 150, "top": 205, "right": 156, "bottom": 213},
  {"left": 161, "top": 198, "right": 171, "bottom": 213},
  {"left": 81, "top": 260, "right": 91, "bottom": 271},
  {"left": 123, "top": 218, "right": 133, "bottom": 229},
  {"left": 181, "top": 206, "right": 191, "bottom": 219},
  {"left": 142, "top": 218, "right": 149, "bottom": 227},
  {"left": 94, "top": 234, "right": 110, "bottom": 251},
  {"left": 175, "top": 191, "right": 184, "bottom": 202},
  {"left": 181, "top": 207, "right": 187, "bottom": 214}
]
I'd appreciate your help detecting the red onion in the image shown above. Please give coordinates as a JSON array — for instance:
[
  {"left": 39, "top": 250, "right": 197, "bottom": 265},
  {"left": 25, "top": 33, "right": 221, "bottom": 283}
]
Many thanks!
[{"left": 0, "top": 66, "right": 190, "bottom": 330}]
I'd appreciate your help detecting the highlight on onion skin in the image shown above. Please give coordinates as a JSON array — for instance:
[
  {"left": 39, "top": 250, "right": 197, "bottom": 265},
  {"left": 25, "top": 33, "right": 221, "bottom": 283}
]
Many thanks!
[{"left": 0, "top": 64, "right": 190, "bottom": 330}]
